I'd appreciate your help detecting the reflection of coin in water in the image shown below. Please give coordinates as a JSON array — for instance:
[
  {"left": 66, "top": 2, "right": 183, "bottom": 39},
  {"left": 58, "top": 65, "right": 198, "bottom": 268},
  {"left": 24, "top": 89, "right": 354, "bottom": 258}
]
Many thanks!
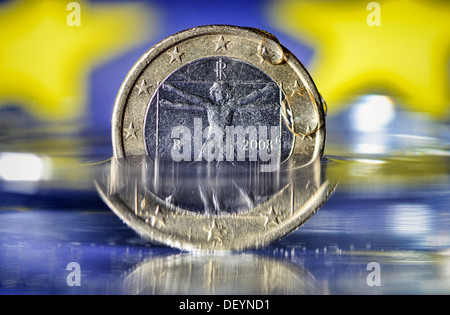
[
  {"left": 95, "top": 156, "right": 337, "bottom": 251},
  {"left": 123, "top": 253, "right": 325, "bottom": 295},
  {"left": 142, "top": 159, "right": 292, "bottom": 215}
]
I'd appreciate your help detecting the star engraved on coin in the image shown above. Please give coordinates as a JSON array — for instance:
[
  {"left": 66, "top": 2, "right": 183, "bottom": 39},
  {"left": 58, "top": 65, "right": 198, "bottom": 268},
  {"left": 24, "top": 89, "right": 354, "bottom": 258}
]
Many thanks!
[
  {"left": 135, "top": 79, "right": 152, "bottom": 96},
  {"left": 290, "top": 80, "right": 305, "bottom": 97},
  {"left": 203, "top": 219, "right": 224, "bottom": 245},
  {"left": 167, "top": 46, "right": 184, "bottom": 64},
  {"left": 257, "top": 39, "right": 284, "bottom": 65},
  {"left": 213, "top": 35, "right": 230, "bottom": 52},
  {"left": 300, "top": 125, "right": 317, "bottom": 140},
  {"left": 145, "top": 205, "right": 166, "bottom": 228},
  {"left": 262, "top": 206, "right": 283, "bottom": 227},
  {"left": 124, "top": 122, "right": 139, "bottom": 140}
]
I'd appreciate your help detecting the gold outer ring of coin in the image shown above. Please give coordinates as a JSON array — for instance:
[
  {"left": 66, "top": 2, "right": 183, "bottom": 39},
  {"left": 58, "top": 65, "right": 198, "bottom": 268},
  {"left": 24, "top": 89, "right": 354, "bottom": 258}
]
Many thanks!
[
  {"left": 101, "top": 25, "right": 331, "bottom": 251},
  {"left": 112, "top": 25, "right": 326, "bottom": 164}
]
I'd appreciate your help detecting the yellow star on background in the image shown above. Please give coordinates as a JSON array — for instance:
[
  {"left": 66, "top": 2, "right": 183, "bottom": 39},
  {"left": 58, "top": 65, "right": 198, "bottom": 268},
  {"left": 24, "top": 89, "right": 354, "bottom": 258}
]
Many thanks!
[
  {"left": 0, "top": 0, "right": 155, "bottom": 121},
  {"left": 272, "top": 0, "right": 450, "bottom": 118}
]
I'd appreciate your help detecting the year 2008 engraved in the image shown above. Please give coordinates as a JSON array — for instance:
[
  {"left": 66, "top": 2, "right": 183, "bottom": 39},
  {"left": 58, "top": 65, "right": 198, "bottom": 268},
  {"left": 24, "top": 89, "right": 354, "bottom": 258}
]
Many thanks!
[
  {"left": 170, "top": 118, "right": 281, "bottom": 172},
  {"left": 243, "top": 137, "right": 281, "bottom": 152}
]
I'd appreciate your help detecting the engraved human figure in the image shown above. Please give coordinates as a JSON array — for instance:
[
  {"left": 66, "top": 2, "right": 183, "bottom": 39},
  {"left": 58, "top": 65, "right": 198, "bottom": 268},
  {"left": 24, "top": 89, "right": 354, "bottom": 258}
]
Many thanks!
[
  {"left": 160, "top": 81, "right": 278, "bottom": 160},
  {"left": 160, "top": 81, "right": 278, "bottom": 214}
]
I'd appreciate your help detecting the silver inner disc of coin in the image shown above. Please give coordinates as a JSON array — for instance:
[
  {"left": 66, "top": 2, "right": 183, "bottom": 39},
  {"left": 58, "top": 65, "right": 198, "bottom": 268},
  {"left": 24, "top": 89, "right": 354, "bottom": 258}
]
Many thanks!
[
  {"left": 144, "top": 56, "right": 294, "bottom": 162},
  {"left": 142, "top": 56, "right": 296, "bottom": 215}
]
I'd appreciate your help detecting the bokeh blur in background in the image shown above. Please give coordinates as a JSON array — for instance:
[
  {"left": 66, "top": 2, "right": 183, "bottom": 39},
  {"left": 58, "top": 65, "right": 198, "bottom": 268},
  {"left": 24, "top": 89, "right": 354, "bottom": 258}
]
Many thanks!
[
  {"left": 0, "top": 0, "right": 449, "bottom": 294},
  {"left": 1, "top": 0, "right": 448, "bottom": 158}
]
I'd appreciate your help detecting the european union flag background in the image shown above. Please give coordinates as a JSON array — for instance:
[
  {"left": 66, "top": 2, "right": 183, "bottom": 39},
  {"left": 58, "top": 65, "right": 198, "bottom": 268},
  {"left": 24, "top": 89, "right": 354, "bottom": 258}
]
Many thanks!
[{"left": 0, "top": 0, "right": 449, "bottom": 295}]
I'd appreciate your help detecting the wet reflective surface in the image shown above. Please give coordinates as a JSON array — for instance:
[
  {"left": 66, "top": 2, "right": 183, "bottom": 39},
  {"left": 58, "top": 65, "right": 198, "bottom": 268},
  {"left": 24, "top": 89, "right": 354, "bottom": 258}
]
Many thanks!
[
  {"left": 123, "top": 253, "right": 323, "bottom": 295},
  {"left": 94, "top": 155, "right": 335, "bottom": 251},
  {"left": 0, "top": 102, "right": 449, "bottom": 294}
]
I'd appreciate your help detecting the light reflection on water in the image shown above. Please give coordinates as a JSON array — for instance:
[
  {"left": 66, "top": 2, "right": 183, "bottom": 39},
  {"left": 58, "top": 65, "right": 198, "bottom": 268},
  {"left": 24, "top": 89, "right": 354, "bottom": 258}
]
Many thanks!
[
  {"left": 0, "top": 103, "right": 449, "bottom": 294},
  {"left": 0, "top": 152, "right": 448, "bottom": 294}
]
